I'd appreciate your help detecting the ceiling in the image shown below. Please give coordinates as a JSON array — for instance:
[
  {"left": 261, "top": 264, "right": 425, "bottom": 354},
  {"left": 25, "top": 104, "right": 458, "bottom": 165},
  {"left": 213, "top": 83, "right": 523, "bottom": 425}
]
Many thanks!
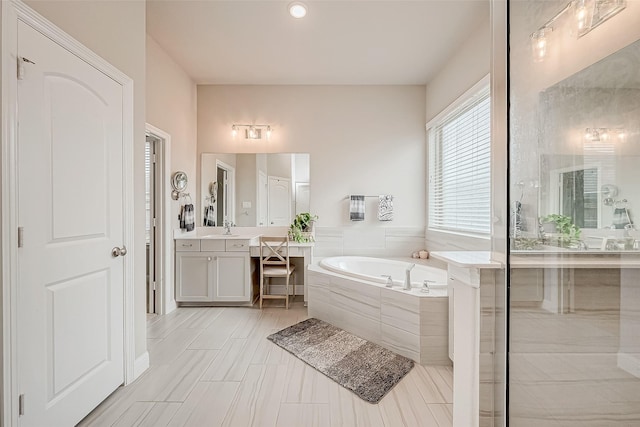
[{"left": 146, "top": 0, "right": 490, "bottom": 85}]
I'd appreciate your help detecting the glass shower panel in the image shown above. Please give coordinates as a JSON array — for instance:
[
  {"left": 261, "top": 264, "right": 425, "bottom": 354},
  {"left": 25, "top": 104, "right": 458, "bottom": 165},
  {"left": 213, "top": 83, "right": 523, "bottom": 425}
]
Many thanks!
[{"left": 508, "top": 0, "right": 640, "bottom": 424}]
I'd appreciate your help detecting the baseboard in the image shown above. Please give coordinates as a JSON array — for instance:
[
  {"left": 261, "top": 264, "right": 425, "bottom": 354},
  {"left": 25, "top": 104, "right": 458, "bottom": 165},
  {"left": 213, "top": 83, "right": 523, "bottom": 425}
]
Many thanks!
[
  {"left": 133, "top": 351, "right": 150, "bottom": 380},
  {"left": 165, "top": 298, "right": 177, "bottom": 314},
  {"left": 617, "top": 351, "right": 640, "bottom": 379}
]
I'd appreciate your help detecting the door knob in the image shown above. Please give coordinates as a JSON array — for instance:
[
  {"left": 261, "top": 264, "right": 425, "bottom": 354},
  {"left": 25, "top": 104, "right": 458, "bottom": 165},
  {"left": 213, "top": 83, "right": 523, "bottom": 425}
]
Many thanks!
[{"left": 111, "top": 246, "right": 127, "bottom": 258}]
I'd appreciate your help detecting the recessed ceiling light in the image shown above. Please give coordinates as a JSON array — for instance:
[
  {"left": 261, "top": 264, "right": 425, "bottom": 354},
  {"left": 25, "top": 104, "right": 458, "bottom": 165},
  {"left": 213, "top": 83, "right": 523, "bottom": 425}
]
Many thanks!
[{"left": 288, "top": 2, "right": 307, "bottom": 18}]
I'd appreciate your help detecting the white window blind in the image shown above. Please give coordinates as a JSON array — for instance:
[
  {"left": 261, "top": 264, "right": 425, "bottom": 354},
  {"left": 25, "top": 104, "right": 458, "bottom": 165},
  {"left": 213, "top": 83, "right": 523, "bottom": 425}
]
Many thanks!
[{"left": 428, "top": 82, "right": 491, "bottom": 235}]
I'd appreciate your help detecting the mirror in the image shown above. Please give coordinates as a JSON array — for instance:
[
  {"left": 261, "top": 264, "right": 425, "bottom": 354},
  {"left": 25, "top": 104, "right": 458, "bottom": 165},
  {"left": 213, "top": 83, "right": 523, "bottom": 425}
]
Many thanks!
[
  {"left": 536, "top": 39, "right": 640, "bottom": 233},
  {"left": 540, "top": 156, "right": 601, "bottom": 229},
  {"left": 201, "top": 153, "right": 310, "bottom": 227}
]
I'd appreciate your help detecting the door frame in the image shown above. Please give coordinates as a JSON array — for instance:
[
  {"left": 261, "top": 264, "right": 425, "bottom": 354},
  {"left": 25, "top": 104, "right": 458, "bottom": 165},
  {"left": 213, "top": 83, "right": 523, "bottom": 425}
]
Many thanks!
[
  {"left": 215, "top": 159, "right": 236, "bottom": 225},
  {"left": 1, "top": 1, "right": 136, "bottom": 425},
  {"left": 145, "top": 124, "right": 176, "bottom": 315}
]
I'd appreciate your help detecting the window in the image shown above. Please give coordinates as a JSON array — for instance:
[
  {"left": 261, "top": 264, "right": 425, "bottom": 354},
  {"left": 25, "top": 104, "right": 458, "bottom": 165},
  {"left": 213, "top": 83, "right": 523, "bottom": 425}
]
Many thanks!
[{"left": 428, "top": 77, "right": 491, "bottom": 235}]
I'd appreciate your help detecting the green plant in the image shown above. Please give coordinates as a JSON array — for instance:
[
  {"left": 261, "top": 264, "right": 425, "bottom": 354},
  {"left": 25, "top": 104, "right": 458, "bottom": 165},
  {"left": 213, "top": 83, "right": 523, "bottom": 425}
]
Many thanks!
[
  {"left": 289, "top": 213, "right": 318, "bottom": 243},
  {"left": 541, "top": 214, "right": 581, "bottom": 240}
]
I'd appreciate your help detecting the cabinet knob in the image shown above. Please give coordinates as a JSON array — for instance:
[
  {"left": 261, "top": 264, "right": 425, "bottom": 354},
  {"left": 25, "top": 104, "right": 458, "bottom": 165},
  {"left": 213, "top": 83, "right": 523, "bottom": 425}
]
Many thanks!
[{"left": 208, "top": 257, "right": 212, "bottom": 261}]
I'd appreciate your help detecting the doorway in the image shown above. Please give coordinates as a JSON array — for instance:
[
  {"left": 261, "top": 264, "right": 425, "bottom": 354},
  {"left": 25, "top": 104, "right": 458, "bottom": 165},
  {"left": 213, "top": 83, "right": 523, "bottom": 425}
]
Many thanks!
[
  {"left": 145, "top": 125, "right": 171, "bottom": 316},
  {"left": 145, "top": 134, "right": 161, "bottom": 314}
]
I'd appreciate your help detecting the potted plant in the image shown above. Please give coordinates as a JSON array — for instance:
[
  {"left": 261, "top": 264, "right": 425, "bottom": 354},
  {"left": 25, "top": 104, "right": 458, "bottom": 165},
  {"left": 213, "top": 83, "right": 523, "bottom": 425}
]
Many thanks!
[
  {"left": 540, "top": 214, "right": 581, "bottom": 246},
  {"left": 289, "top": 212, "right": 318, "bottom": 243}
]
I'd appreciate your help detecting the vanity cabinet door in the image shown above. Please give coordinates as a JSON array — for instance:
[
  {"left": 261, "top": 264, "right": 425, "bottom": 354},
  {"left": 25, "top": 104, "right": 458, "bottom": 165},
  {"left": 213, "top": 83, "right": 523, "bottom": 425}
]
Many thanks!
[
  {"left": 213, "top": 252, "right": 251, "bottom": 302},
  {"left": 175, "top": 252, "right": 215, "bottom": 301}
]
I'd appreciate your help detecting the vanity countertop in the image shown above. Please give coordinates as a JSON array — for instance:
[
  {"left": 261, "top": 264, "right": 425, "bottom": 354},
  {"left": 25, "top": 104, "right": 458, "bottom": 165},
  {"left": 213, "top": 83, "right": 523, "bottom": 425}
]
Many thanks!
[
  {"left": 173, "top": 228, "right": 315, "bottom": 246},
  {"left": 510, "top": 251, "right": 640, "bottom": 268},
  {"left": 430, "top": 251, "right": 503, "bottom": 269}
]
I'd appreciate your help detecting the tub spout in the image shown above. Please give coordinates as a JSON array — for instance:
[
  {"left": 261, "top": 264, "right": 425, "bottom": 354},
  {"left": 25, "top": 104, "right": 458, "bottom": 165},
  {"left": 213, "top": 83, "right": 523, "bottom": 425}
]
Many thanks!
[{"left": 404, "top": 264, "right": 415, "bottom": 290}]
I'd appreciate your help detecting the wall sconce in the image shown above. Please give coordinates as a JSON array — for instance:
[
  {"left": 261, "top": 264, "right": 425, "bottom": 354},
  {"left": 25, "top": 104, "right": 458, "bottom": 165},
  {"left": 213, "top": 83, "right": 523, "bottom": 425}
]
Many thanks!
[
  {"left": 585, "top": 127, "right": 626, "bottom": 142},
  {"left": 531, "top": 28, "right": 552, "bottom": 62},
  {"left": 231, "top": 124, "right": 272, "bottom": 140},
  {"left": 530, "top": 0, "right": 626, "bottom": 62}
]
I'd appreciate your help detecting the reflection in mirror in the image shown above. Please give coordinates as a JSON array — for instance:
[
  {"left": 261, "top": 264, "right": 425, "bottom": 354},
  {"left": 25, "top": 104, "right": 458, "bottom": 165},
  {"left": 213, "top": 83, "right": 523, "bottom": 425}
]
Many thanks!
[
  {"left": 201, "top": 153, "right": 310, "bottom": 227},
  {"left": 540, "top": 156, "right": 600, "bottom": 229},
  {"left": 533, "top": 39, "right": 640, "bottom": 237}
]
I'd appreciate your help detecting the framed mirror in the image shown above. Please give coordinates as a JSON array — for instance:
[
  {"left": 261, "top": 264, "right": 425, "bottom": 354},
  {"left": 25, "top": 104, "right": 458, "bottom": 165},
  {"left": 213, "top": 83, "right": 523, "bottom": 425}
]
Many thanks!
[{"left": 201, "top": 153, "right": 310, "bottom": 227}]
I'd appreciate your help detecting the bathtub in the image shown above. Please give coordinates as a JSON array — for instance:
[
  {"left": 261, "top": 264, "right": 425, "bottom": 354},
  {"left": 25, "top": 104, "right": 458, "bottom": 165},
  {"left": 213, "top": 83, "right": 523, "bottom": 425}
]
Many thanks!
[
  {"left": 308, "top": 256, "right": 450, "bottom": 365},
  {"left": 319, "top": 256, "right": 448, "bottom": 291}
]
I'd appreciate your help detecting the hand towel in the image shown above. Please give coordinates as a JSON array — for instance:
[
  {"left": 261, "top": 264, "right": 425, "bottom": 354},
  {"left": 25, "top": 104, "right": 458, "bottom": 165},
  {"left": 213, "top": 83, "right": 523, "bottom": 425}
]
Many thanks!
[
  {"left": 184, "top": 204, "right": 195, "bottom": 231},
  {"left": 378, "top": 195, "right": 394, "bottom": 221},
  {"left": 350, "top": 195, "right": 365, "bottom": 221}
]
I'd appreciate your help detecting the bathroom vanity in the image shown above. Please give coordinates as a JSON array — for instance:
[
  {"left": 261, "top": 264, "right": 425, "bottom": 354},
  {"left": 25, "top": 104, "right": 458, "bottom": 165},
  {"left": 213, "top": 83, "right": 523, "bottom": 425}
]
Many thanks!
[
  {"left": 175, "top": 235, "right": 258, "bottom": 303},
  {"left": 174, "top": 228, "right": 314, "bottom": 305}
]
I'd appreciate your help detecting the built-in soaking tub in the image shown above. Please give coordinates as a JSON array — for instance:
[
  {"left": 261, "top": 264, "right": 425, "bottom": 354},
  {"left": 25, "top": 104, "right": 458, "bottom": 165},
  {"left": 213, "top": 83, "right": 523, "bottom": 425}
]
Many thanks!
[{"left": 307, "top": 256, "right": 450, "bottom": 365}]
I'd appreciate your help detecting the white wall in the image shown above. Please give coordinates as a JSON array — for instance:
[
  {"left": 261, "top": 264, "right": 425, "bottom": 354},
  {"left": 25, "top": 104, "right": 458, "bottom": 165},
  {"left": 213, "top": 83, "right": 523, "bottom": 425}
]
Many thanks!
[
  {"left": 425, "top": 19, "right": 492, "bottom": 251},
  {"left": 24, "top": 0, "right": 148, "bottom": 358},
  {"left": 198, "top": 85, "right": 426, "bottom": 227},
  {"left": 146, "top": 35, "right": 198, "bottom": 314},
  {"left": 197, "top": 85, "right": 428, "bottom": 257}
]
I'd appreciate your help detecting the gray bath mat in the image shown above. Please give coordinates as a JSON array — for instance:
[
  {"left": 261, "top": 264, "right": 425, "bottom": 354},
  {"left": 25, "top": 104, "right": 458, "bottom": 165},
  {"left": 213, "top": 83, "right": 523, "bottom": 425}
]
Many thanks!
[{"left": 267, "top": 318, "right": 414, "bottom": 403}]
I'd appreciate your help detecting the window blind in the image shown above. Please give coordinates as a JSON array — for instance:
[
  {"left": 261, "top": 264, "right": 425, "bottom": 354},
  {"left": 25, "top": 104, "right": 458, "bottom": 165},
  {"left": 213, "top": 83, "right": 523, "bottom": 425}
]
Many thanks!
[{"left": 428, "top": 84, "right": 491, "bottom": 235}]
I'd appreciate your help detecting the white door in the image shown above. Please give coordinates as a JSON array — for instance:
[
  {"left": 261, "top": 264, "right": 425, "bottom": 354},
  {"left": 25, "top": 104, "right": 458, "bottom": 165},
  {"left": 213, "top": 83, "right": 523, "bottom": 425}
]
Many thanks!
[
  {"left": 17, "top": 21, "right": 125, "bottom": 426},
  {"left": 258, "top": 171, "right": 268, "bottom": 226},
  {"left": 268, "top": 176, "right": 291, "bottom": 226},
  {"left": 295, "top": 183, "right": 311, "bottom": 214}
]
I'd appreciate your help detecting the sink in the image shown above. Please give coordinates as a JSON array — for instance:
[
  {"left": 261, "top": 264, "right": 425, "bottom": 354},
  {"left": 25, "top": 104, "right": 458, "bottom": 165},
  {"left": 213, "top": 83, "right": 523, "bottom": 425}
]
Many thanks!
[{"left": 201, "top": 234, "right": 240, "bottom": 239}]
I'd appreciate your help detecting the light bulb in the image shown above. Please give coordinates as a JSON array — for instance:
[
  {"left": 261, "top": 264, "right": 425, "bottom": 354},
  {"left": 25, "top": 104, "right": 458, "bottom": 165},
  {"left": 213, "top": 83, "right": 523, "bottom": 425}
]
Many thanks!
[
  {"left": 288, "top": 2, "right": 307, "bottom": 18},
  {"left": 575, "top": 0, "right": 591, "bottom": 34},
  {"left": 232, "top": 125, "right": 238, "bottom": 138},
  {"left": 531, "top": 29, "right": 550, "bottom": 62},
  {"left": 266, "top": 126, "right": 272, "bottom": 140}
]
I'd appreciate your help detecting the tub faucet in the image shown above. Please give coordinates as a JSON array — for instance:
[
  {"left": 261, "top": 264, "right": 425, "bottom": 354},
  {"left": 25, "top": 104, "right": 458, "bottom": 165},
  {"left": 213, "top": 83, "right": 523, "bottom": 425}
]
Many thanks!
[
  {"left": 404, "top": 264, "right": 415, "bottom": 290},
  {"left": 381, "top": 275, "right": 393, "bottom": 288}
]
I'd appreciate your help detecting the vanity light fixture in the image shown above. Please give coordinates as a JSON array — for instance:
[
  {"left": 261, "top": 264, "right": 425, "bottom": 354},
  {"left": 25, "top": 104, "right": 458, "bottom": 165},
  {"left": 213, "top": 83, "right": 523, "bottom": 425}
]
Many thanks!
[
  {"left": 530, "top": 0, "right": 626, "bottom": 62},
  {"left": 531, "top": 28, "right": 552, "bottom": 62},
  {"left": 288, "top": 2, "right": 307, "bottom": 18},
  {"left": 231, "top": 124, "right": 272, "bottom": 140},
  {"left": 584, "top": 128, "right": 626, "bottom": 142}
]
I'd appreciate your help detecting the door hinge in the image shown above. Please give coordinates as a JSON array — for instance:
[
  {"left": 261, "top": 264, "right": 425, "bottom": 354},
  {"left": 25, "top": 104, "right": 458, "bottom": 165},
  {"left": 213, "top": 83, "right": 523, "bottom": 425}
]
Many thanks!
[
  {"left": 18, "top": 394, "right": 25, "bottom": 416},
  {"left": 152, "top": 153, "right": 157, "bottom": 164},
  {"left": 17, "top": 57, "right": 35, "bottom": 80},
  {"left": 152, "top": 281, "right": 157, "bottom": 291},
  {"left": 152, "top": 217, "right": 157, "bottom": 227},
  {"left": 18, "top": 227, "right": 24, "bottom": 248}
]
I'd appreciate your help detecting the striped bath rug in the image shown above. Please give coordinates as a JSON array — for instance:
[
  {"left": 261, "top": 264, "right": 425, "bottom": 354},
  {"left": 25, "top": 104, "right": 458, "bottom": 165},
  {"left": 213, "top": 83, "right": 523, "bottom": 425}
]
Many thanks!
[{"left": 267, "top": 318, "right": 414, "bottom": 403}]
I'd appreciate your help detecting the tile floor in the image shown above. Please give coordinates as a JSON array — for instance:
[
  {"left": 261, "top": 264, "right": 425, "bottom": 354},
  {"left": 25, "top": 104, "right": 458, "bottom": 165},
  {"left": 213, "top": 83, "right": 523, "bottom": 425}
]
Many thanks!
[{"left": 78, "top": 299, "right": 453, "bottom": 426}]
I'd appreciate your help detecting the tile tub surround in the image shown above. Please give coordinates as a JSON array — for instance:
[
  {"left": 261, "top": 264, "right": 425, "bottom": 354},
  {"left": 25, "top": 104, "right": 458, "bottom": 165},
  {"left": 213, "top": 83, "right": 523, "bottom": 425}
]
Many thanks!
[{"left": 307, "top": 264, "right": 450, "bottom": 366}]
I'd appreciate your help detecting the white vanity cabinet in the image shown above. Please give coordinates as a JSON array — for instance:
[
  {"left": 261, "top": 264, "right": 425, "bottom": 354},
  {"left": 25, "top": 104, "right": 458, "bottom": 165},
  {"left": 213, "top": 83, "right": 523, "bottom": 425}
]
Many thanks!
[{"left": 175, "top": 238, "right": 253, "bottom": 304}]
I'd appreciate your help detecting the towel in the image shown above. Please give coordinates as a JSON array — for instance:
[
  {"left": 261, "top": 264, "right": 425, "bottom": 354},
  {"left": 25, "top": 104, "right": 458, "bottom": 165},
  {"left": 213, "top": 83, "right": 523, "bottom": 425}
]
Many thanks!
[
  {"left": 378, "top": 195, "right": 394, "bottom": 221},
  {"left": 350, "top": 195, "right": 365, "bottom": 221},
  {"left": 183, "top": 204, "right": 195, "bottom": 231}
]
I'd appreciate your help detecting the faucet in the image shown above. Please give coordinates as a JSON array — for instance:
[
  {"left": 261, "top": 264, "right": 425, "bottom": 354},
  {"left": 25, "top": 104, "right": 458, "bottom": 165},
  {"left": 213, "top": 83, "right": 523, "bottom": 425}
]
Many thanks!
[
  {"left": 422, "top": 279, "right": 435, "bottom": 294},
  {"left": 404, "top": 264, "right": 415, "bottom": 290},
  {"left": 381, "top": 275, "right": 393, "bottom": 288},
  {"left": 223, "top": 220, "right": 232, "bottom": 235}
]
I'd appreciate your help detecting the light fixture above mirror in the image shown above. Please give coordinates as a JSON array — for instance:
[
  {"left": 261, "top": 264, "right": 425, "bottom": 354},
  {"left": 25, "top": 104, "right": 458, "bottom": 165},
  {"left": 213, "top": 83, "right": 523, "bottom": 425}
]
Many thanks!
[
  {"left": 529, "top": 0, "right": 626, "bottom": 62},
  {"left": 231, "top": 124, "right": 272, "bottom": 140}
]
